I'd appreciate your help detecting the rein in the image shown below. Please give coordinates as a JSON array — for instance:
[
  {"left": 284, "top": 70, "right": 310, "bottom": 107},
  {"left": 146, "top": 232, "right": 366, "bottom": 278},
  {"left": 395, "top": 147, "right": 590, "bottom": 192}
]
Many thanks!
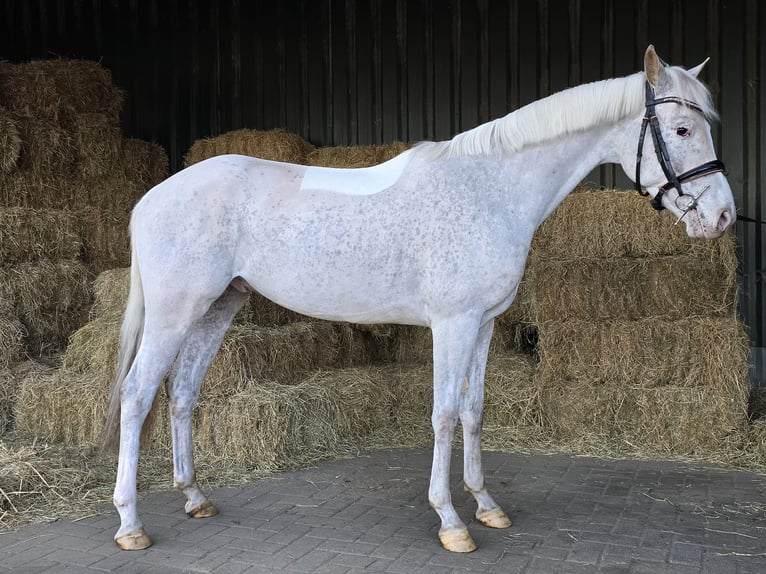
[{"left": 635, "top": 81, "right": 726, "bottom": 212}]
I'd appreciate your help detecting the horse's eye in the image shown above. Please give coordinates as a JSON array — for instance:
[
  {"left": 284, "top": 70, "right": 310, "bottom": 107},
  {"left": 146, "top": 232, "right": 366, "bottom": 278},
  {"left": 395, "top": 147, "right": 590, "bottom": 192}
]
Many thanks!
[{"left": 676, "top": 127, "right": 689, "bottom": 137}]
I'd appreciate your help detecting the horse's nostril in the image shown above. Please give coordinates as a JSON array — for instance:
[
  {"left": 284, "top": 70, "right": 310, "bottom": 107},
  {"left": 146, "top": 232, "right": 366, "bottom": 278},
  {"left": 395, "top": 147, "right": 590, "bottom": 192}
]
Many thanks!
[{"left": 717, "top": 209, "right": 732, "bottom": 232}]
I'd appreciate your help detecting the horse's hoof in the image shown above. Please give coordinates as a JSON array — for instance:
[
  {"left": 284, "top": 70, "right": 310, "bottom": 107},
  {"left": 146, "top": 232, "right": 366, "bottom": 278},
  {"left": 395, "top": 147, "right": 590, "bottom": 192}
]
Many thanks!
[
  {"left": 476, "top": 508, "right": 512, "bottom": 529},
  {"left": 187, "top": 500, "right": 219, "bottom": 519},
  {"left": 438, "top": 528, "right": 477, "bottom": 553},
  {"left": 115, "top": 527, "right": 152, "bottom": 550}
]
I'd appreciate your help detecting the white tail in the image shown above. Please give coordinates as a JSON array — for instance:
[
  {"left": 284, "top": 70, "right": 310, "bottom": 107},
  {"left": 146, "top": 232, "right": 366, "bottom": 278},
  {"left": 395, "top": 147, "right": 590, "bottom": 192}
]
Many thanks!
[{"left": 101, "top": 229, "right": 145, "bottom": 451}]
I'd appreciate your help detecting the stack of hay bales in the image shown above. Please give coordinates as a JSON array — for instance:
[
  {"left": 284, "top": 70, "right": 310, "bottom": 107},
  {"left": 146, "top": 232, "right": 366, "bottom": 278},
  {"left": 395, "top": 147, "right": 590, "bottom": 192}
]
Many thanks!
[
  {"left": 527, "top": 189, "right": 749, "bottom": 453},
  {"left": 0, "top": 60, "right": 168, "bottom": 360},
  {"left": 0, "top": 59, "right": 168, "bottom": 445}
]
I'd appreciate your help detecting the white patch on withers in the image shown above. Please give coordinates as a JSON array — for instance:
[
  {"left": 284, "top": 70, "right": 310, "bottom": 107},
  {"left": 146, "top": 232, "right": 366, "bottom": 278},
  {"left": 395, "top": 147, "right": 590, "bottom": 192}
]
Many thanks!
[{"left": 300, "top": 150, "right": 413, "bottom": 195}]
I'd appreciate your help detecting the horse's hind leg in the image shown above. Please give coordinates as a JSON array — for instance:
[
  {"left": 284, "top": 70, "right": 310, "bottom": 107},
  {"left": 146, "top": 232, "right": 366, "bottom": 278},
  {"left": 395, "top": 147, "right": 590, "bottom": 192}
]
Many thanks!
[
  {"left": 166, "top": 286, "right": 248, "bottom": 518},
  {"left": 460, "top": 319, "right": 512, "bottom": 530},
  {"left": 114, "top": 322, "right": 197, "bottom": 550}
]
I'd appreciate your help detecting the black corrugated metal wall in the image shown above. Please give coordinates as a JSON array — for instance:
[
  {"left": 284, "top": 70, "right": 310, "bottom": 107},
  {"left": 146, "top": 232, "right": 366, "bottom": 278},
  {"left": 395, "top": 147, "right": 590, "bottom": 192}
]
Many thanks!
[{"left": 2, "top": 0, "right": 765, "bottom": 358}]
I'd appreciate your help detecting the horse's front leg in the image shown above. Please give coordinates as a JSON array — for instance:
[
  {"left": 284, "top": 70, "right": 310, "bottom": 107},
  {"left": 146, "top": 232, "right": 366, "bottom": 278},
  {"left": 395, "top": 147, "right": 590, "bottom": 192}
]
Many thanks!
[
  {"left": 429, "top": 313, "right": 482, "bottom": 553},
  {"left": 461, "top": 319, "right": 512, "bottom": 530},
  {"left": 166, "top": 287, "right": 247, "bottom": 518}
]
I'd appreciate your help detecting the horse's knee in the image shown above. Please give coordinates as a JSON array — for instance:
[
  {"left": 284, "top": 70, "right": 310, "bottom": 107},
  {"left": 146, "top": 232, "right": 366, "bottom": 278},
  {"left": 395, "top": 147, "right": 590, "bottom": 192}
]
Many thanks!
[{"left": 432, "top": 407, "right": 459, "bottom": 432}]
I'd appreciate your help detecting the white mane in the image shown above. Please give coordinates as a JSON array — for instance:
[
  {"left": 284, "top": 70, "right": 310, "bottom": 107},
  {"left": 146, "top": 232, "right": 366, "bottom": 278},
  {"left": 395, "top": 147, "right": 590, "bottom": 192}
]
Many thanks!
[{"left": 418, "top": 66, "right": 717, "bottom": 159}]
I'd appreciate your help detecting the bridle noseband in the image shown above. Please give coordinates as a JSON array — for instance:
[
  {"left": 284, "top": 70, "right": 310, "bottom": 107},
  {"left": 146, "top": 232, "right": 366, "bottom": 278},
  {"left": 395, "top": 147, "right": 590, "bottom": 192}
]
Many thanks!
[{"left": 635, "top": 80, "right": 726, "bottom": 212}]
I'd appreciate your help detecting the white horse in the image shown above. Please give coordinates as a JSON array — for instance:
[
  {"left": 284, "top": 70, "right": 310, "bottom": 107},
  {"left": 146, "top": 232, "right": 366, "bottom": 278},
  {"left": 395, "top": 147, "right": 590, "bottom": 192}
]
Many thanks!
[{"left": 103, "top": 46, "right": 735, "bottom": 552}]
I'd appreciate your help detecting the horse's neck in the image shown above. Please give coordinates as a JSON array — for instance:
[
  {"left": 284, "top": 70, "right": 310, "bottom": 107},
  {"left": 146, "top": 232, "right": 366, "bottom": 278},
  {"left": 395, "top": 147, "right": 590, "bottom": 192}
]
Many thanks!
[{"left": 486, "top": 122, "right": 621, "bottom": 228}]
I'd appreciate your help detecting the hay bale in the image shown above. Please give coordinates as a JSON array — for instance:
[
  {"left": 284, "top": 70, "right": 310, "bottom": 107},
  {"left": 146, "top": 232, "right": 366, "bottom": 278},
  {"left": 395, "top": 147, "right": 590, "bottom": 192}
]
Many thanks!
[
  {"left": 540, "top": 382, "right": 748, "bottom": 454},
  {"left": 307, "top": 141, "right": 410, "bottom": 168},
  {"left": 76, "top": 208, "right": 131, "bottom": 271},
  {"left": 0, "top": 62, "right": 60, "bottom": 120},
  {"left": 120, "top": 138, "right": 169, "bottom": 191},
  {"left": 0, "top": 361, "right": 52, "bottom": 436},
  {"left": 203, "top": 322, "right": 368, "bottom": 392},
  {"left": 25, "top": 59, "right": 123, "bottom": 121},
  {"left": 0, "top": 315, "right": 25, "bottom": 371},
  {"left": 72, "top": 113, "right": 122, "bottom": 178},
  {"left": 535, "top": 317, "right": 749, "bottom": 391},
  {"left": 0, "top": 208, "right": 82, "bottom": 263},
  {"left": 181, "top": 369, "right": 393, "bottom": 469},
  {"left": 183, "top": 128, "right": 314, "bottom": 167},
  {"left": 0, "top": 172, "right": 126, "bottom": 211},
  {"left": 14, "top": 119, "right": 75, "bottom": 174},
  {"left": 90, "top": 268, "right": 130, "bottom": 319},
  {"left": 531, "top": 188, "right": 738, "bottom": 260},
  {"left": 16, "top": 361, "right": 393, "bottom": 470},
  {"left": 236, "top": 292, "right": 308, "bottom": 327},
  {"left": 0, "top": 261, "right": 93, "bottom": 356},
  {"left": 0, "top": 106, "right": 20, "bottom": 174},
  {"left": 529, "top": 255, "right": 737, "bottom": 322},
  {"left": 62, "top": 312, "right": 121, "bottom": 378},
  {"left": 15, "top": 368, "right": 110, "bottom": 445},
  {"left": 64, "top": 315, "right": 378, "bottom": 392},
  {"left": 383, "top": 354, "right": 538, "bottom": 420}
]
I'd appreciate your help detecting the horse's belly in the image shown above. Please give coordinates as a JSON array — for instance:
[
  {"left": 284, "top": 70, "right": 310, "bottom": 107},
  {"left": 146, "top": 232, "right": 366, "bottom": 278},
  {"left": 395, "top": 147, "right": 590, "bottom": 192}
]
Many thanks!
[{"left": 245, "top": 272, "right": 429, "bottom": 326}]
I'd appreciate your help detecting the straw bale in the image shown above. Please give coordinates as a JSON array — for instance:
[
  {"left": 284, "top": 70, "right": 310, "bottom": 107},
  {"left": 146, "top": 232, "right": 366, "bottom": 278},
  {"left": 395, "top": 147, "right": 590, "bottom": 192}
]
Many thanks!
[
  {"left": 0, "top": 142, "right": 165, "bottom": 212},
  {"left": 535, "top": 317, "right": 749, "bottom": 391},
  {"left": 72, "top": 113, "right": 122, "bottom": 178},
  {"left": 62, "top": 312, "right": 121, "bottom": 380},
  {"left": 15, "top": 368, "right": 111, "bottom": 445},
  {"left": 0, "top": 173, "right": 60, "bottom": 208},
  {"left": 0, "top": 63, "right": 60, "bottom": 120},
  {"left": 0, "top": 261, "right": 93, "bottom": 356},
  {"left": 529, "top": 255, "right": 737, "bottom": 322},
  {"left": 76, "top": 208, "right": 131, "bottom": 271},
  {"left": 0, "top": 207, "right": 82, "bottom": 263},
  {"left": 14, "top": 119, "right": 75, "bottom": 174},
  {"left": 63, "top": 313, "right": 378, "bottom": 391},
  {"left": 25, "top": 59, "right": 123, "bottom": 121},
  {"left": 747, "top": 419, "right": 766, "bottom": 464},
  {"left": 184, "top": 128, "right": 314, "bottom": 167},
  {"left": 120, "top": 138, "right": 169, "bottom": 190},
  {"left": 383, "top": 354, "right": 538, "bottom": 423},
  {"left": 540, "top": 382, "right": 748, "bottom": 453},
  {"left": 179, "top": 369, "right": 394, "bottom": 469},
  {"left": 235, "top": 292, "right": 308, "bottom": 326},
  {"left": 0, "top": 106, "right": 20, "bottom": 174},
  {"left": 377, "top": 314, "right": 528, "bottom": 365},
  {"left": 199, "top": 321, "right": 379, "bottom": 393},
  {"left": 307, "top": 141, "right": 410, "bottom": 168},
  {"left": 0, "top": 315, "right": 25, "bottom": 371},
  {"left": 1, "top": 361, "right": 53, "bottom": 436},
  {"left": 531, "top": 188, "right": 738, "bottom": 260},
  {"left": 91, "top": 268, "right": 130, "bottom": 319}
]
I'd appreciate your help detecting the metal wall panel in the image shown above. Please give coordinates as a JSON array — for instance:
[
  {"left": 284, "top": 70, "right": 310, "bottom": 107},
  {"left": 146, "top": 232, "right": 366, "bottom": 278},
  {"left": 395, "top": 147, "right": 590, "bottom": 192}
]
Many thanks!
[{"left": 1, "top": 0, "right": 764, "bottom": 355}]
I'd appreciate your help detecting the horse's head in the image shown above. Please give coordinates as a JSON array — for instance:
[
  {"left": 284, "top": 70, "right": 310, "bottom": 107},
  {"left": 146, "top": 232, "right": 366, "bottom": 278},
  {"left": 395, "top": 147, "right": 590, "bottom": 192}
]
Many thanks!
[{"left": 625, "top": 45, "right": 736, "bottom": 239}]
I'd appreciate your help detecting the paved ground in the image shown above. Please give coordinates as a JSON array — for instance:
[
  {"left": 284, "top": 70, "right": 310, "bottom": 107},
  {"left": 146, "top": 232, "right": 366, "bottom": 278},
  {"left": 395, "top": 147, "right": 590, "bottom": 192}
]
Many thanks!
[{"left": 1, "top": 448, "right": 765, "bottom": 573}]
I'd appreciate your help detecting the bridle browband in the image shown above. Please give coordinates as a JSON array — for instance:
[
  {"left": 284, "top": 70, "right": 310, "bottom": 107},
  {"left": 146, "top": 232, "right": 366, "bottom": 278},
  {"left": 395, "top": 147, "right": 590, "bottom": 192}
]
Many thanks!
[{"left": 635, "top": 80, "right": 726, "bottom": 211}]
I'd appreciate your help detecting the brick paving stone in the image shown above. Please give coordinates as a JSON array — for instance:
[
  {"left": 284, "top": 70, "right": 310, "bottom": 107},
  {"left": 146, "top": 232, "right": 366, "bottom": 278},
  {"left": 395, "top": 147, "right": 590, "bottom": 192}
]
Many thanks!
[{"left": 0, "top": 448, "right": 764, "bottom": 573}]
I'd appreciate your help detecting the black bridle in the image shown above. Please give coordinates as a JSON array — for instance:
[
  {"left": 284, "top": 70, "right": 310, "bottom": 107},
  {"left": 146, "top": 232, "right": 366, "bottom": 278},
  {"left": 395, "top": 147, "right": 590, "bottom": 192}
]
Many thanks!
[{"left": 635, "top": 80, "right": 726, "bottom": 211}]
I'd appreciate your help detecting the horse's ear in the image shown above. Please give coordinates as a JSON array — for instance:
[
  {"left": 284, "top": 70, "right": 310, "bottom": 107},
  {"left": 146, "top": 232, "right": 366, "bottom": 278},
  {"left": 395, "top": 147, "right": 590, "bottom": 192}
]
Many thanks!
[
  {"left": 687, "top": 57, "right": 710, "bottom": 78},
  {"left": 644, "top": 45, "right": 663, "bottom": 87}
]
